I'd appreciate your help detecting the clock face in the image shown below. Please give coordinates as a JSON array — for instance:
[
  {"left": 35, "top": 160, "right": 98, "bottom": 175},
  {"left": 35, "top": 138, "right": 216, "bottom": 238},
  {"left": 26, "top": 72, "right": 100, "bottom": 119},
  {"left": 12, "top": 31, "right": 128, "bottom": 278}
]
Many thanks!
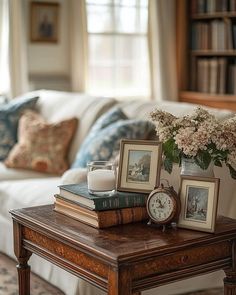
[{"left": 148, "top": 192, "right": 174, "bottom": 222}]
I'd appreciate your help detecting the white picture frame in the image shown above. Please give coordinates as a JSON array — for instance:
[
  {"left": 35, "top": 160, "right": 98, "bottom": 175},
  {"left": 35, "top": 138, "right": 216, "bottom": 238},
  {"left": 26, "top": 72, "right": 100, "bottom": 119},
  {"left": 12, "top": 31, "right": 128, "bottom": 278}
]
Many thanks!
[
  {"left": 117, "top": 139, "right": 162, "bottom": 194},
  {"left": 178, "top": 176, "right": 220, "bottom": 233}
]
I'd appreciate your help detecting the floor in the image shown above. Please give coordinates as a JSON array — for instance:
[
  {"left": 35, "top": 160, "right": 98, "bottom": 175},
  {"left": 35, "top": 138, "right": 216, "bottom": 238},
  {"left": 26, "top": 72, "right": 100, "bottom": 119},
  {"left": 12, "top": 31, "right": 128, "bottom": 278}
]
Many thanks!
[{"left": 0, "top": 252, "right": 64, "bottom": 295}]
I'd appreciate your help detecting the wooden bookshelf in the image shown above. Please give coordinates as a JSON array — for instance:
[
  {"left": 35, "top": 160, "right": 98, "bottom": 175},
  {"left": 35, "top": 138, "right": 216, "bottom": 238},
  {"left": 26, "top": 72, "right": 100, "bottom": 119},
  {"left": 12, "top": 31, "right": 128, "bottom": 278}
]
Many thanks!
[
  {"left": 191, "top": 50, "right": 236, "bottom": 56},
  {"left": 192, "top": 12, "right": 236, "bottom": 19},
  {"left": 177, "top": 0, "right": 236, "bottom": 111}
]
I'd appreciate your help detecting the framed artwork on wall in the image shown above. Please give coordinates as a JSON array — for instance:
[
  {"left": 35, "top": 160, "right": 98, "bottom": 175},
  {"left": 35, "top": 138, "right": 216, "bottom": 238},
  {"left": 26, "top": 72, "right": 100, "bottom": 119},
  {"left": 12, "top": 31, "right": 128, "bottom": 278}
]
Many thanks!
[
  {"left": 178, "top": 176, "right": 220, "bottom": 233},
  {"left": 117, "top": 139, "right": 162, "bottom": 194},
  {"left": 30, "top": 1, "right": 60, "bottom": 43}
]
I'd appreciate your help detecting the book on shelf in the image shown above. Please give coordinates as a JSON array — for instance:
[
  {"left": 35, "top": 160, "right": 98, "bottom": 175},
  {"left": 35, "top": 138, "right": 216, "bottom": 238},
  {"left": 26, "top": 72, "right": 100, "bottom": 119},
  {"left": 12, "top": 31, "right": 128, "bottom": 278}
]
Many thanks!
[
  {"left": 191, "top": 19, "right": 236, "bottom": 51},
  {"left": 230, "top": 0, "right": 236, "bottom": 12},
  {"left": 54, "top": 195, "right": 148, "bottom": 228},
  {"left": 228, "top": 63, "right": 236, "bottom": 94},
  {"left": 192, "top": 0, "right": 229, "bottom": 14},
  {"left": 195, "top": 57, "right": 227, "bottom": 94},
  {"left": 218, "top": 58, "right": 227, "bottom": 93},
  {"left": 58, "top": 182, "right": 148, "bottom": 211},
  {"left": 209, "top": 58, "right": 218, "bottom": 94}
]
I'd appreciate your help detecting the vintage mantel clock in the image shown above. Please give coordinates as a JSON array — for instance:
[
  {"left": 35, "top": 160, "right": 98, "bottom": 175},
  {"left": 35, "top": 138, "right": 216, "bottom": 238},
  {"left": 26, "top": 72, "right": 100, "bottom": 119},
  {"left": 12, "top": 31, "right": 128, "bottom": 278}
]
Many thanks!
[{"left": 146, "top": 181, "right": 181, "bottom": 231}]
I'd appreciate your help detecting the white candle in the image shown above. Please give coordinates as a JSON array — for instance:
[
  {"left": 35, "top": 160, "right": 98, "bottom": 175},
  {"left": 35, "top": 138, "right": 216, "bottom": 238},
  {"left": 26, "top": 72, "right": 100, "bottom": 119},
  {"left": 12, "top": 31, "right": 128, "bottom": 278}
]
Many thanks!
[{"left": 87, "top": 169, "right": 116, "bottom": 191}]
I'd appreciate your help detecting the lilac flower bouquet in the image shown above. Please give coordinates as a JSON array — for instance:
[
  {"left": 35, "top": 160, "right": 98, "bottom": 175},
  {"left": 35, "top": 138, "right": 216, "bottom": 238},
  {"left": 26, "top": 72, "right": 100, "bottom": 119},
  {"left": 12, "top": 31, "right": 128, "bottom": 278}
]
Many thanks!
[{"left": 150, "top": 107, "right": 236, "bottom": 179}]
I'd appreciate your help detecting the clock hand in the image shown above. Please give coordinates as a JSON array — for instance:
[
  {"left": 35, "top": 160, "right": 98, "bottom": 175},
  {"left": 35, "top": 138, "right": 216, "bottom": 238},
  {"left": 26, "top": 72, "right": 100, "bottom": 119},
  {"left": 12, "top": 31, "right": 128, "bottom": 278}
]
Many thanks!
[
  {"left": 157, "top": 199, "right": 162, "bottom": 208},
  {"left": 158, "top": 199, "right": 164, "bottom": 209}
]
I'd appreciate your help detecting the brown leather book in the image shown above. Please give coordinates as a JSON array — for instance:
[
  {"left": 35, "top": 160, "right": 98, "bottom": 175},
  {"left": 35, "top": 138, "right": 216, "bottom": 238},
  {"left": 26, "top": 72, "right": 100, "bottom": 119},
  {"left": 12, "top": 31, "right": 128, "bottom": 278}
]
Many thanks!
[{"left": 54, "top": 195, "right": 148, "bottom": 229}]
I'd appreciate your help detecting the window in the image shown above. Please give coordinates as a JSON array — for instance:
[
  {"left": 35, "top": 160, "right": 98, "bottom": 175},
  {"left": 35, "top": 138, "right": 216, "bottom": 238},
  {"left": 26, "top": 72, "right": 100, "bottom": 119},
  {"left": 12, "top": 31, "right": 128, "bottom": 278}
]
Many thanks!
[{"left": 86, "top": 0, "right": 150, "bottom": 99}]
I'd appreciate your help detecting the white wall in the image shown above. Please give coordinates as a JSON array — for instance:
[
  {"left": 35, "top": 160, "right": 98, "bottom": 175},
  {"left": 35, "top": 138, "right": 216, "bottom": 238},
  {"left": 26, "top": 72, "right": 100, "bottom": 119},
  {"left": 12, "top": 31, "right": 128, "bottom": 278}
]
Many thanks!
[{"left": 26, "top": 0, "right": 71, "bottom": 90}]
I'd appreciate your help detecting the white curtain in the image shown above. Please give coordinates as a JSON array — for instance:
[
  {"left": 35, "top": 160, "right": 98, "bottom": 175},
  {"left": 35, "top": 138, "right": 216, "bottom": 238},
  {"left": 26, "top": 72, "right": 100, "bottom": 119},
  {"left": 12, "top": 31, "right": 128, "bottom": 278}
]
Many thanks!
[
  {"left": 8, "top": 0, "right": 29, "bottom": 98},
  {"left": 69, "top": 0, "right": 88, "bottom": 92},
  {"left": 148, "top": 0, "right": 178, "bottom": 101},
  {"left": 0, "top": 0, "right": 10, "bottom": 96}
]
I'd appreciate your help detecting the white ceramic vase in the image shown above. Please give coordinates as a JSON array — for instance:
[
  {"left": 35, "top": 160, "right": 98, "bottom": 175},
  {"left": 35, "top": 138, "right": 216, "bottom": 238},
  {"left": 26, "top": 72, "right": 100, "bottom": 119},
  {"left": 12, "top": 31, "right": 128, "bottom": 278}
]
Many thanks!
[{"left": 180, "top": 158, "right": 214, "bottom": 177}]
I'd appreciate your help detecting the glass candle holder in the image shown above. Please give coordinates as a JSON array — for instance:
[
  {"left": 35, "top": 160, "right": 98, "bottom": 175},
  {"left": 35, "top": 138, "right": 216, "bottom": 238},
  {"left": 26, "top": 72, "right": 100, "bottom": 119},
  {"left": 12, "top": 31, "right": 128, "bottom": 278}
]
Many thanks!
[{"left": 87, "top": 161, "right": 116, "bottom": 196}]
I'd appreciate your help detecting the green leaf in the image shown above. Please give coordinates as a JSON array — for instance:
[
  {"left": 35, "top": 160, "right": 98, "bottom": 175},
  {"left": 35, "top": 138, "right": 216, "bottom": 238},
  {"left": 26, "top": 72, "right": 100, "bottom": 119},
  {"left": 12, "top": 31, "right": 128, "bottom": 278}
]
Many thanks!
[
  {"left": 228, "top": 164, "right": 236, "bottom": 179},
  {"left": 214, "top": 160, "right": 222, "bottom": 167},
  {"left": 163, "top": 139, "right": 174, "bottom": 155},
  {"left": 163, "top": 157, "right": 173, "bottom": 174},
  {"left": 195, "top": 151, "right": 212, "bottom": 170},
  {"left": 163, "top": 139, "right": 180, "bottom": 163}
]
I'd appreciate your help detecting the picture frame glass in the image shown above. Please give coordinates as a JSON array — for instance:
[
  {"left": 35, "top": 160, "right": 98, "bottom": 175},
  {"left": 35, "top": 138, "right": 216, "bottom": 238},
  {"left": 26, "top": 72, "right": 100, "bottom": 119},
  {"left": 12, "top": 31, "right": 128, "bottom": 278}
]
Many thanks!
[
  {"left": 126, "top": 149, "right": 152, "bottom": 183},
  {"left": 185, "top": 185, "right": 209, "bottom": 222}
]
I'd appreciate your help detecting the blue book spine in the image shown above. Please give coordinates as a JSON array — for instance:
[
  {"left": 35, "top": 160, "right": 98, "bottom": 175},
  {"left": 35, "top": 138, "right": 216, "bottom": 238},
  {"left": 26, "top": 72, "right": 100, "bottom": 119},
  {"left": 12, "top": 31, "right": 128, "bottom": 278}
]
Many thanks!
[{"left": 93, "top": 194, "right": 148, "bottom": 210}]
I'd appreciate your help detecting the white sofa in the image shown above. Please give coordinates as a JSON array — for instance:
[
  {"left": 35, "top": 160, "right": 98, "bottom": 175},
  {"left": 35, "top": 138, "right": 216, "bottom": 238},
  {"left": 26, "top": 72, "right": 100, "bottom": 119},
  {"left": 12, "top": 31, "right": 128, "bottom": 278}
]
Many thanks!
[{"left": 1, "top": 89, "right": 236, "bottom": 295}]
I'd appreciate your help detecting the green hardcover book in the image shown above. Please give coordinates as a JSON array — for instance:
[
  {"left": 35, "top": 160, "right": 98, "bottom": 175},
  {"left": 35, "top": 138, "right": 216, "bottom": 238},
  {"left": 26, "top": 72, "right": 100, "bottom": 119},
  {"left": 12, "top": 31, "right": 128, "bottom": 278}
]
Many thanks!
[{"left": 58, "top": 182, "right": 148, "bottom": 211}]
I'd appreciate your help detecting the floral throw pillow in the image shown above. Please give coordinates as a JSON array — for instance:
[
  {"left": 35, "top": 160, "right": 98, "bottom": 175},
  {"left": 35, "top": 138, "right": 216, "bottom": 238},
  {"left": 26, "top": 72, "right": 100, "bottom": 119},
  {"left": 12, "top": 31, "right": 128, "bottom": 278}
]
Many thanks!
[
  {"left": 5, "top": 111, "right": 78, "bottom": 175},
  {"left": 0, "top": 96, "right": 39, "bottom": 160}
]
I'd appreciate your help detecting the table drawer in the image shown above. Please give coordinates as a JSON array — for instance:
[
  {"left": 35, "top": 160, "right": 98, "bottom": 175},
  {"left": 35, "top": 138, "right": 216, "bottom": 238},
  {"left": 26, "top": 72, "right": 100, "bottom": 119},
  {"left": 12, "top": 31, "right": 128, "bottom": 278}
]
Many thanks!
[{"left": 132, "top": 241, "right": 231, "bottom": 279}]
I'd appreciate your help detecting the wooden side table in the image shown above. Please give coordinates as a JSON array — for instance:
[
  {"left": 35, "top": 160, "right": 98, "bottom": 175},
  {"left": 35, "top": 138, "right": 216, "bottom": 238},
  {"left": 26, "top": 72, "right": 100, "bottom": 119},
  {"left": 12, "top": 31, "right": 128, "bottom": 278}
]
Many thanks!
[{"left": 10, "top": 205, "right": 236, "bottom": 295}]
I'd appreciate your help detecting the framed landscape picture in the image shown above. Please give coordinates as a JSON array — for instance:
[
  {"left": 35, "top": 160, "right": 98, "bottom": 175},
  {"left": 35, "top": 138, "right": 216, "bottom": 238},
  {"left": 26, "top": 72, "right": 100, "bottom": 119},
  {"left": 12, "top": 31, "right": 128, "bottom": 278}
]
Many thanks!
[
  {"left": 30, "top": 1, "right": 60, "bottom": 43},
  {"left": 178, "top": 176, "right": 220, "bottom": 233},
  {"left": 117, "top": 140, "right": 162, "bottom": 193}
]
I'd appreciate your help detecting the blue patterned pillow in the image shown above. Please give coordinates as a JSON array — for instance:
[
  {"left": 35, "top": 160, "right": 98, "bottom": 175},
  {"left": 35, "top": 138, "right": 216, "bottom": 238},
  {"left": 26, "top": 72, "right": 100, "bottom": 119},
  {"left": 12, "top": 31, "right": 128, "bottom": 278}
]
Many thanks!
[
  {"left": 71, "top": 107, "right": 127, "bottom": 167},
  {"left": 88, "top": 107, "right": 128, "bottom": 132},
  {"left": 0, "top": 96, "right": 39, "bottom": 160},
  {"left": 72, "top": 119, "right": 156, "bottom": 168}
]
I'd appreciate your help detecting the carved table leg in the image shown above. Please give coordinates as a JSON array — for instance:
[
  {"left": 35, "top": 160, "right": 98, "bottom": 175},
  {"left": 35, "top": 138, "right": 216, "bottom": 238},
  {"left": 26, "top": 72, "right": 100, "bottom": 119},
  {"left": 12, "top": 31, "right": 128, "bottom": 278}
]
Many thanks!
[
  {"left": 13, "top": 221, "right": 32, "bottom": 295},
  {"left": 108, "top": 266, "right": 138, "bottom": 295},
  {"left": 17, "top": 255, "right": 31, "bottom": 295},
  {"left": 224, "top": 271, "right": 236, "bottom": 295}
]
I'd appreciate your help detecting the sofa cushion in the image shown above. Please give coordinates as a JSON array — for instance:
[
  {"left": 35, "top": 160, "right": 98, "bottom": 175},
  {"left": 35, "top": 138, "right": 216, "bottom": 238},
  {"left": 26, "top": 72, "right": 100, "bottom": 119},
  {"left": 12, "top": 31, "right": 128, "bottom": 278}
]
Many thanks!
[
  {"left": 5, "top": 111, "right": 78, "bottom": 175},
  {"left": 118, "top": 100, "right": 235, "bottom": 120},
  {"left": 0, "top": 96, "right": 39, "bottom": 160},
  {"left": 72, "top": 118, "right": 156, "bottom": 168},
  {"left": 0, "top": 162, "right": 57, "bottom": 181},
  {"left": 0, "top": 178, "right": 60, "bottom": 220},
  {"left": 19, "top": 90, "right": 118, "bottom": 164}
]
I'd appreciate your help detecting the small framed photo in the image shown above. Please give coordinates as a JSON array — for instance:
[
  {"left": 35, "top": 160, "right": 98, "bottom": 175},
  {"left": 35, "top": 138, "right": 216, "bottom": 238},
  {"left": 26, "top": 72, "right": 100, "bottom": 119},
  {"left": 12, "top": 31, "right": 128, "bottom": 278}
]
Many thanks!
[
  {"left": 117, "top": 140, "right": 162, "bottom": 193},
  {"left": 30, "top": 2, "right": 60, "bottom": 43},
  {"left": 178, "top": 176, "right": 220, "bottom": 233}
]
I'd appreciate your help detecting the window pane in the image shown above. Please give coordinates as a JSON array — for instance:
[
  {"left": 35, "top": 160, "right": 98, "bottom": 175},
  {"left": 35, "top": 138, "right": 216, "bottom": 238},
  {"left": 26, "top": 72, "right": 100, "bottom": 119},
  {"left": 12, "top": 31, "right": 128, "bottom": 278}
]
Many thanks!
[
  {"left": 87, "top": 5, "right": 114, "bottom": 33},
  {"left": 140, "top": 0, "right": 148, "bottom": 7},
  {"left": 114, "top": 0, "right": 148, "bottom": 7},
  {"left": 115, "top": 6, "right": 148, "bottom": 33},
  {"left": 114, "top": 0, "right": 136, "bottom": 6},
  {"left": 88, "top": 66, "right": 114, "bottom": 94},
  {"left": 88, "top": 35, "right": 150, "bottom": 97},
  {"left": 115, "top": 36, "right": 150, "bottom": 96},
  {"left": 86, "top": 0, "right": 112, "bottom": 4},
  {"left": 86, "top": 0, "right": 150, "bottom": 98},
  {"left": 89, "top": 35, "right": 113, "bottom": 62},
  {"left": 88, "top": 35, "right": 149, "bottom": 72}
]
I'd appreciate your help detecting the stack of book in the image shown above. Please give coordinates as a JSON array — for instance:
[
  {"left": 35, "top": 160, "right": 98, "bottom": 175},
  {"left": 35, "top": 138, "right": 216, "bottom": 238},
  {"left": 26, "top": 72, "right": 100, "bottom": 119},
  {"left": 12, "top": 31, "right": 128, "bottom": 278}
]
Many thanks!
[{"left": 54, "top": 182, "right": 149, "bottom": 228}]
